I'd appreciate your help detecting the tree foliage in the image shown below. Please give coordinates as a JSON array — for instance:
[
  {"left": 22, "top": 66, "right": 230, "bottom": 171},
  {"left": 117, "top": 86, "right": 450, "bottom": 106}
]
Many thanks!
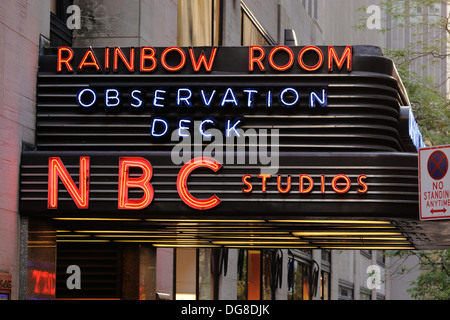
[
  {"left": 357, "top": 0, "right": 450, "bottom": 300},
  {"left": 356, "top": 1, "right": 450, "bottom": 146},
  {"left": 386, "top": 250, "right": 450, "bottom": 300},
  {"left": 357, "top": 0, "right": 450, "bottom": 70}
]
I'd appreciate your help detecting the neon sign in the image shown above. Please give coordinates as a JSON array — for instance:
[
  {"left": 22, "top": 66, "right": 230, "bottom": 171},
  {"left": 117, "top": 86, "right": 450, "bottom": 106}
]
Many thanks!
[
  {"left": 76, "top": 87, "right": 327, "bottom": 109},
  {"left": 32, "top": 270, "right": 56, "bottom": 296},
  {"left": 408, "top": 108, "right": 426, "bottom": 150},
  {"left": 75, "top": 86, "right": 327, "bottom": 138},
  {"left": 47, "top": 156, "right": 368, "bottom": 211},
  {"left": 242, "top": 174, "right": 368, "bottom": 194},
  {"left": 48, "top": 156, "right": 90, "bottom": 209},
  {"left": 118, "top": 157, "right": 154, "bottom": 210},
  {"left": 58, "top": 45, "right": 351, "bottom": 73},
  {"left": 177, "top": 157, "right": 222, "bottom": 210},
  {"left": 62, "top": 45, "right": 350, "bottom": 140}
]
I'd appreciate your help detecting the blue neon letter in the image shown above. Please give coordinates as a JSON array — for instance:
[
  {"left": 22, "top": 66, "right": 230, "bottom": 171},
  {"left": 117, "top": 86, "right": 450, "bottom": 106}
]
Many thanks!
[
  {"left": 243, "top": 89, "right": 258, "bottom": 108},
  {"left": 153, "top": 89, "right": 166, "bottom": 107},
  {"left": 77, "top": 88, "right": 97, "bottom": 107},
  {"left": 105, "top": 89, "right": 120, "bottom": 107},
  {"left": 221, "top": 88, "right": 238, "bottom": 106},
  {"left": 279, "top": 88, "right": 299, "bottom": 107},
  {"left": 200, "top": 89, "right": 216, "bottom": 107},
  {"left": 266, "top": 90, "right": 272, "bottom": 107},
  {"left": 178, "top": 118, "right": 191, "bottom": 137},
  {"left": 199, "top": 118, "right": 215, "bottom": 137},
  {"left": 309, "top": 89, "right": 327, "bottom": 108},
  {"left": 177, "top": 88, "right": 192, "bottom": 106},
  {"left": 151, "top": 118, "right": 168, "bottom": 137},
  {"left": 226, "top": 118, "right": 242, "bottom": 137},
  {"left": 131, "top": 89, "right": 143, "bottom": 108}
]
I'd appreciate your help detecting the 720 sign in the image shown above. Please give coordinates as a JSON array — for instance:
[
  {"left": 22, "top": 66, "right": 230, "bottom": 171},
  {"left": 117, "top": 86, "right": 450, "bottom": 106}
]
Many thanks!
[{"left": 419, "top": 145, "right": 450, "bottom": 220}]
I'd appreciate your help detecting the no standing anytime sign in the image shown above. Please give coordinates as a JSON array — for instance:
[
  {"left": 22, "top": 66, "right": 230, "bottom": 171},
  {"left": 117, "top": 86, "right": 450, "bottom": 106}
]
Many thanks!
[{"left": 419, "top": 145, "right": 450, "bottom": 220}]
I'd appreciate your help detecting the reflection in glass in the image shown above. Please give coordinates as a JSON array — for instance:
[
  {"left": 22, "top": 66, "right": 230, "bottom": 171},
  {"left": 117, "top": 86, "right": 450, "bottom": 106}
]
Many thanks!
[
  {"left": 241, "top": 10, "right": 269, "bottom": 46},
  {"left": 178, "top": 0, "right": 220, "bottom": 46}
]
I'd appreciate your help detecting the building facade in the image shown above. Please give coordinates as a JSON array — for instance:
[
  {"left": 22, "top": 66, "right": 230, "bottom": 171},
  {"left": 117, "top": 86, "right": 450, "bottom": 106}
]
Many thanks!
[{"left": 1, "top": 0, "right": 448, "bottom": 301}]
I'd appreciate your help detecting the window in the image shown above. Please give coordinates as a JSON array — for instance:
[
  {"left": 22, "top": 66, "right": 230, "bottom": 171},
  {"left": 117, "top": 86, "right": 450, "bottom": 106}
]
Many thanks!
[
  {"left": 361, "top": 250, "right": 372, "bottom": 259},
  {"left": 261, "top": 250, "right": 284, "bottom": 300},
  {"left": 313, "top": 0, "right": 318, "bottom": 20},
  {"left": 237, "top": 249, "right": 281, "bottom": 300},
  {"left": 262, "top": 251, "right": 273, "bottom": 300},
  {"left": 50, "top": 0, "right": 73, "bottom": 47},
  {"left": 376, "top": 293, "right": 386, "bottom": 300},
  {"left": 198, "top": 248, "right": 213, "bottom": 300},
  {"left": 287, "top": 255, "right": 312, "bottom": 300},
  {"left": 237, "top": 249, "right": 261, "bottom": 300},
  {"left": 237, "top": 249, "right": 248, "bottom": 300},
  {"left": 175, "top": 248, "right": 228, "bottom": 300},
  {"left": 320, "top": 271, "right": 330, "bottom": 300},
  {"left": 241, "top": 10, "right": 269, "bottom": 46},
  {"left": 360, "top": 287, "right": 372, "bottom": 300},
  {"left": 177, "top": 0, "right": 221, "bottom": 46},
  {"left": 321, "top": 250, "right": 331, "bottom": 264},
  {"left": 376, "top": 250, "right": 386, "bottom": 266},
  {"left": 338, "top": 280, "right": 354, "bottom": 300},
  {"left": 301, "top": 0, "right": 318, "bottom": 20},
  {"left": 320, "top": 250, "right": 331, "bottom": 300},
  {"left": 240, "top": 2, "right": 276, "bottom": 46},
  {"left": 175, "top": 248, "right": 197, "bottom": 300}
]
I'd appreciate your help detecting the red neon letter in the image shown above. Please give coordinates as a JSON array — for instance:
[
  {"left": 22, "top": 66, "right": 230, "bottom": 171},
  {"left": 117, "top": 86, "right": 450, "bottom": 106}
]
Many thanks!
[
  {"left": 298, "top": 46, "right": 324, "bottom": 71},
  {"left": 113, "top": 47, "right": 135, "bottom": 72},
  {"left": 48, "top": 157, "right": 90, "bottom": 209},
  {"left": 331, "top": 174, "right": 351, "bottom": 193},
  {"left": 277, "top": 175, "right": 291, "bottom": 193},
  {"left": 269, "top": 46, "right": 294, "bottom": 71},
  {"left": 299, "top": 175, "right": 314, "bottom": 193},
  {"left": 189, "top": 47, "right": 218, "bottom": 72},
  {"left": 118, "top": 157, "right": 154, "bottom": 210},
  {"left": 357, "top": 175, "right": 368, "bottom": 194},
  {"left": 105, "top": 47, "right": 110, "bottom": 71},
  {"left": 140, "top": 47, "right": 157, "bottom": 72},
  {"left": 321, "top": 175, "right": 326, "bottom": 194},
  {"left": 57, "top": 47, "right": 74, "bottom": 72},
  {"left": 78, "top": 48, "right": 102, "bottom": 71},
  {"left": 328, "top": 45, "right": 352, "bottom": 71},
  {"left": 258, "top": 174, "right": 272, "bottom": 193},
  {"left": 177, "top": 157, "right": 222, "bottom": 210},
  {"left": 32, "top": 270, "right": 55, "bottom": 295},
  {"left": 249, "top": 46, "right": 265, "bottom": 71},
  {"left": 161, "top": 47, "right": 186, "bottom": 72},
  {"left": 32, "top": 270, "right": 41, "bottom": 294},
  {"left": 242, "top": 174, "right": 253, "bottom": 193}
]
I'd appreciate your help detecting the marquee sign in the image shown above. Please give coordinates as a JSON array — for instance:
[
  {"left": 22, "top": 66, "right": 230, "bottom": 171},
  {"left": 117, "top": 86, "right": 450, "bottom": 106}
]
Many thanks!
[
  {"left": 46, "top": 155, "right": 367, "bottom": 211},
  {"left": 56, "top": 45, "right": 352, "bottom": 74},
  {"left": 52, "top": 45, "right": 350, "bottom": 141},
  {"left": 20, "top": 151, "right": 419, "bottom": 219},
  {"left": 20, "top": 45, "right": 421, "bottom": 222}
]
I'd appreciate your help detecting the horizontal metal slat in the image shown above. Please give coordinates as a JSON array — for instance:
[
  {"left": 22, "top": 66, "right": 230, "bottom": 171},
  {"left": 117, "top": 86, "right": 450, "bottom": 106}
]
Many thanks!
[{"left": 35, "top": 72, "right": 408, "bottom": 152}]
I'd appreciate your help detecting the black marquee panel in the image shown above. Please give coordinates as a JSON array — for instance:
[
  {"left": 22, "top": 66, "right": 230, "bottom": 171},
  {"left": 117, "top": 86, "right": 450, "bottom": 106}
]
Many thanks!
[
  {"left": 19, "top": 45, "right": 442, "bottom": 249},
  {"left": 20, "top": 151, "right": 418, "bottom": 219},
  {"left": 35, "top": 46, "right": 416, "bottom": 153}
]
